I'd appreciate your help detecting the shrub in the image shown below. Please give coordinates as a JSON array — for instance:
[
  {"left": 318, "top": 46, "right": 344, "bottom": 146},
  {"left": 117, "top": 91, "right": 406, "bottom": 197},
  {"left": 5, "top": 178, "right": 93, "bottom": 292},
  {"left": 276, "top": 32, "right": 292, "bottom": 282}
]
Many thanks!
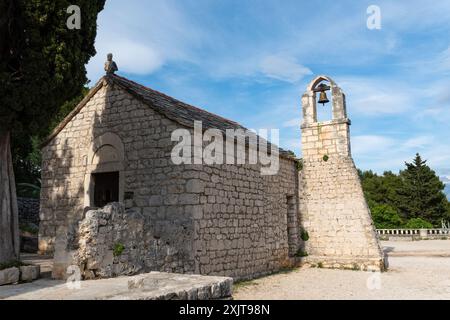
[
  {"left": 296, "top": 159, "right": 304, "bottom": 171},
  {"left": 295, "top": 250, "right": 308, "bottom": 257},
  {"left": 323, "top": 155, "right": 329, "bottom": 162},
  {"left": 404, "top": 218, "right": 433, "bottom": 229},
  {"left": 370, "top": 204, "right": 403, "bottom": 229},
  {"left": 300, "top": 230, "right": 309, "bottom": 242},
  {"left": 113, "top": 243, "right": 125, "bottom": 257}
]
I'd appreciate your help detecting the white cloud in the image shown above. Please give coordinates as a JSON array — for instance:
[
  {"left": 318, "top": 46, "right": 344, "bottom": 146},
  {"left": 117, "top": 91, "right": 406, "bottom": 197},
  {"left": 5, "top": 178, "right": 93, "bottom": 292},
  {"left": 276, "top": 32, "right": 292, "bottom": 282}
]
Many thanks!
[
  {"left": 440, "top": 46, "right": 450, "bottom": 71},
  {"left": 260, "top": 55, "right": 312, "bottom": 83},
  {"left": 82, "top": 1, "right": 450, "bottom": 181},
  {"left": 402, "top": 136, "right": 434, "bottom": 149},
  {"left": 88, "top": 40, "right": 164, "bottom": 78},
  {"left": 382, "top": 1, "right": 450, "bottom": 32},
  {"left": 352, "top": 135, "right": 396, "bottom": 155},
  {"left": 339, "top": 77, "right": 416, "bottom": 115},
  {"left": 412, "top": 80, "right": 450, "bottom": 123},
  {"left": 283, "top": 117, "right": 301, "bottom": 128},
  {"left": 351, "top": 133, "right": 450, "bottom": 183},
  {"left": 87, "top": 0, "right": 204, "bottom": 81}
]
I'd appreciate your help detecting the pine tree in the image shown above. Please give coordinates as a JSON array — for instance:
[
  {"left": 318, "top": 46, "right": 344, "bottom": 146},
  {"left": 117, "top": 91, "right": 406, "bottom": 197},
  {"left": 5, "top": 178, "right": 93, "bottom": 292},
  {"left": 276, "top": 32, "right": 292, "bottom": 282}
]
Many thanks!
[
  {"left": 397, "top": 154, "right": 448, "bottom": 226},
  {"left": 360, "top": 170, "right": 403, "bottom": 211}
]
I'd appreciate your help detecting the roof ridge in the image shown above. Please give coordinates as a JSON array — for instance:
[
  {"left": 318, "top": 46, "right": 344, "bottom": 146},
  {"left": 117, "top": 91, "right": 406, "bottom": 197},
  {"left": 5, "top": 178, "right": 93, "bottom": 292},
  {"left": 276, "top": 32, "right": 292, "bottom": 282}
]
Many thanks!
[{"left": 111, "top": 75, "right": 243, "bottom": 128}]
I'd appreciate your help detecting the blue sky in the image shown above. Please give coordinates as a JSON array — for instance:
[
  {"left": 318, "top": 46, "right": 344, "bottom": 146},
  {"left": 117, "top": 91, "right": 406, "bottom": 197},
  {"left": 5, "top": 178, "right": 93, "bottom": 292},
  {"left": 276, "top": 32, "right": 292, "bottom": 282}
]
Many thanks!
[{"left": 86, "top": 0, "right": 450, "bottom": 189}]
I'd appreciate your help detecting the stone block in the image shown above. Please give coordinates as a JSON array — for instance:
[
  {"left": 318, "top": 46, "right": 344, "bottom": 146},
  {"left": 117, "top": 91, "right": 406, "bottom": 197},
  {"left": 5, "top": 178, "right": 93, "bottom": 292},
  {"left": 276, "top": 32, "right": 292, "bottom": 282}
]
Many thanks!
[
  {"left": 149, "top": 195, "right": 163, "bottom": 206},
  {"left": 186, "top": 179, "right": 205, "bottom": 193},
  {"left": 20, "top": 265, "right": 40, "bottom": 282},
  {"left": 178, "top": 194, "right": 200, "bottom": 205},
  {"left": 0, "top": 267, "right": 20, "bottom": 286}
]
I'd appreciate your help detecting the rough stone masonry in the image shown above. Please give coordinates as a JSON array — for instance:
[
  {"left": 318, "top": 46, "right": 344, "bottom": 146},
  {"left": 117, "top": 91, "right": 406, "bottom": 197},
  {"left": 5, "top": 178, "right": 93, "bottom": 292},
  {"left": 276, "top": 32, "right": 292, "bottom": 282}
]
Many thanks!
[
  {"left": 38, "top": 72, "right": 384, "bottom": 281},
  {"left": 39, "top": 74, "right": 300, "bottom": 281},
  {"left": 299, "top": 76, "right": 385, "bottom": 270}
]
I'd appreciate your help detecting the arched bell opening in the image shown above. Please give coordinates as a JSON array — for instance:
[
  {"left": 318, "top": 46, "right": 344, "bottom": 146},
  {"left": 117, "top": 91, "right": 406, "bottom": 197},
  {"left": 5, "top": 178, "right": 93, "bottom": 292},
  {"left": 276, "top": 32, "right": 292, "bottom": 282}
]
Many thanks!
[
  {"left": 302, "top": 75, "right": 347, "bottom": 127},
  {"left": 313, "top": 79, "right": 333, "bottom": 123}
]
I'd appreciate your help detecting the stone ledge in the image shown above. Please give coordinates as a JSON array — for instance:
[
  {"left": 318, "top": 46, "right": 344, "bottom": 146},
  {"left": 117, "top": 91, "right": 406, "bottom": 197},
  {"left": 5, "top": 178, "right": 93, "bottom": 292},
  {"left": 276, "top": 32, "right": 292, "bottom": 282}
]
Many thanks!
[
  {"left": 0, "top": 272, "right": 233, "bottom": 300},
  {"left": 303, "top": 255, "right": 386, "bottom": 272},
  {"left": 301, "top": 118, "right": 351, "bottom": 129}
]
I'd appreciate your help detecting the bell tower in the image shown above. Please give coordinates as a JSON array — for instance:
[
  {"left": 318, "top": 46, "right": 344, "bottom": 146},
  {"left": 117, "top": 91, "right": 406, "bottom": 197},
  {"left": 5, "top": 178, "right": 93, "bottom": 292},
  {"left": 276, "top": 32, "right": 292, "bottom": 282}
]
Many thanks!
[
  {"left": 301, "top": 76, "right": 351, "bottom": 158},
  {"left": 299, "top": 75, "right": 385, "bottom": 271}
]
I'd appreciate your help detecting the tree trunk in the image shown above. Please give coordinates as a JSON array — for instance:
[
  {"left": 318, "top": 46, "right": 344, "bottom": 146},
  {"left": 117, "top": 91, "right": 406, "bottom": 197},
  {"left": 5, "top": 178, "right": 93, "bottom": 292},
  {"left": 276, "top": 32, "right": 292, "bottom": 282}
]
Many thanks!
[{"left": 0, "top": 131, "right": 20, "bottom": 263}]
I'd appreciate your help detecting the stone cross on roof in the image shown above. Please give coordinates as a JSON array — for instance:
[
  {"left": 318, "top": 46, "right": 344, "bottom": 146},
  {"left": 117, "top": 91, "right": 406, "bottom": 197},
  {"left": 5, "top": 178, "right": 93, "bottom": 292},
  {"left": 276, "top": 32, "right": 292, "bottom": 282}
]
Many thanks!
[{"left": 104, "top": 53, "right": 118, "bottom": 75}]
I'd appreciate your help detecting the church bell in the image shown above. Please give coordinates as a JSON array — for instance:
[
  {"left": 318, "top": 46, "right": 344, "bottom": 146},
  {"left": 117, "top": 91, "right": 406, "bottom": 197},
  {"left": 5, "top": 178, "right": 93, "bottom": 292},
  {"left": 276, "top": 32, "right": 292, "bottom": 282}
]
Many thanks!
[
  {"left": 318, "top": 91, "right": 330, "bottom": 106},
  {"left": 317, "top": 84, "right": 330, "bottom": 106}
]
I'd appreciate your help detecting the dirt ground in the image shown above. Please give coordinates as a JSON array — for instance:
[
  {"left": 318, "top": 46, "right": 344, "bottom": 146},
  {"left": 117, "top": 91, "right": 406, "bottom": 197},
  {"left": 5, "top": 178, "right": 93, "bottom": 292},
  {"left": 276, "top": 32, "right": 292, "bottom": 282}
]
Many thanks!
[{"left": 234, "top": 240, "right": 450, "bottom": 300}]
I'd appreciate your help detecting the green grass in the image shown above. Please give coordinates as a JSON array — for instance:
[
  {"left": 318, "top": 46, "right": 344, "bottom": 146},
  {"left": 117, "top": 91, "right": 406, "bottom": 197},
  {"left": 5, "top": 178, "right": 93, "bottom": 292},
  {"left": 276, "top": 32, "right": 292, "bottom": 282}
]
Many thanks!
[
  {"left": 278, "top": 266, "right": 301, "bottom": 274},
  {"left": 234, "top": 265, "right": 302, "bottom": 290},
  {"left": 234, "top": 280, "right": 259, "bottom": 290}
]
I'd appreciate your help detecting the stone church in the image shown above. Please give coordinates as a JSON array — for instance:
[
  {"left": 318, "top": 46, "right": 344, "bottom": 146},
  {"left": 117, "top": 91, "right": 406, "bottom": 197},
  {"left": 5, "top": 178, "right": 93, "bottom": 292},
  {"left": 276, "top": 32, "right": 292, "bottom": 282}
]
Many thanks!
[{"left": 38, "top": 62, "right": 384, "bottom": 280}]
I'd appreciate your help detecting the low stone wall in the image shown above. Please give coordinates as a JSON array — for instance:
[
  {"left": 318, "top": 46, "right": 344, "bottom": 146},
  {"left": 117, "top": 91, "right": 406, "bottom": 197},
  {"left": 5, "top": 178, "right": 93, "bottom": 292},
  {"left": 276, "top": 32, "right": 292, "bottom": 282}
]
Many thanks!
[
  {"left": 74, "top": 203, "right": 146, "bottom": 280},
  {"left": 377, "top": 229, "right": 450, "bottom": 241},
  {"left": 0, "top": 266, "right": 40, "bottom": 286}
]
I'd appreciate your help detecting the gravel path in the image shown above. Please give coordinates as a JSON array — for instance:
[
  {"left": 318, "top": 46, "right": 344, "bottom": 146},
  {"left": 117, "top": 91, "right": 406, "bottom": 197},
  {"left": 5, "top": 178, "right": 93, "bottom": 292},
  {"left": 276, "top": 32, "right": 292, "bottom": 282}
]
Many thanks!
[{"left": 234, "top": 241, "right": 450, "bottom": 300}]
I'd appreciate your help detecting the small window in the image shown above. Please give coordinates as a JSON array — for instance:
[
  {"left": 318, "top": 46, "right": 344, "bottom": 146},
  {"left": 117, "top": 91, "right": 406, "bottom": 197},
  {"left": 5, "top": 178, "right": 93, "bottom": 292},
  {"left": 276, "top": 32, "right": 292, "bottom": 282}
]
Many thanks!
[{"left": 92, "top": 172, "right": 119, "bottom": 208}]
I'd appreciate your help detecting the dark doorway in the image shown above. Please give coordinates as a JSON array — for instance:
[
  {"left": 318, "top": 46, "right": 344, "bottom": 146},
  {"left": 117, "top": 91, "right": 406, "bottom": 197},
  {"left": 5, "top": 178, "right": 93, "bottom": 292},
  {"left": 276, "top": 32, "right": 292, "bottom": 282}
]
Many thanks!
[{"left": 93, "top": 172, "right": 119, "bottom": 208}]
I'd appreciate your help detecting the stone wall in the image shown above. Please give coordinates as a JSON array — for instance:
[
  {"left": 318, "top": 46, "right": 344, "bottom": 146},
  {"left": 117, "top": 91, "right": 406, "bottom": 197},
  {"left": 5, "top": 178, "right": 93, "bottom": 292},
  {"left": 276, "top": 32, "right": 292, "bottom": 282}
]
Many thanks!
[
  {"left": 300, "top": 120, "right": 351, "bottom": 158},
  {"left": 299, "top": 157, "right": 384, "bottom": 269},
  {"left": 75, "top": 203, "right": 145, "bottom": 279},
  {"left": 193, "top": 157, "right": 299, "bottom": 280},
  {"left": 40, "top": 80, "right": 301, "bottom": 280},
  {"left": 42, "top": 82, "right": 199, "bottom": 278}
]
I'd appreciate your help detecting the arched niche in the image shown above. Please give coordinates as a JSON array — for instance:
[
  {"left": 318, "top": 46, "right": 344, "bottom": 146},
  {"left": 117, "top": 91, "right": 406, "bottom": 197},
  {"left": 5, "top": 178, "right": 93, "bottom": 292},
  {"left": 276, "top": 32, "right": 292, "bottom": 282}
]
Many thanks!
[
  {"left": 302, "top": 75, "right": 347, "bottom": 126},
  {"left": 84, "top": 132, "right": 125, "bottom": 208}
]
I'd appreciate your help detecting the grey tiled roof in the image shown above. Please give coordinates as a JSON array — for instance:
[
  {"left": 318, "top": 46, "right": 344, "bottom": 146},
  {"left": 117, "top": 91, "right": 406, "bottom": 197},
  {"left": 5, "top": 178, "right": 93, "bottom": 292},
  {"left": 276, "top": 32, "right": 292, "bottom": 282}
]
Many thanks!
[
  {"left": 43, "top": 74, "right": 298, "bottom": 160},
  {"left": 111, "top": 75, "right": 247, "bottom": 132},
  {"left": 110, "top": 75, "right": 297, "bottom": 160}
]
